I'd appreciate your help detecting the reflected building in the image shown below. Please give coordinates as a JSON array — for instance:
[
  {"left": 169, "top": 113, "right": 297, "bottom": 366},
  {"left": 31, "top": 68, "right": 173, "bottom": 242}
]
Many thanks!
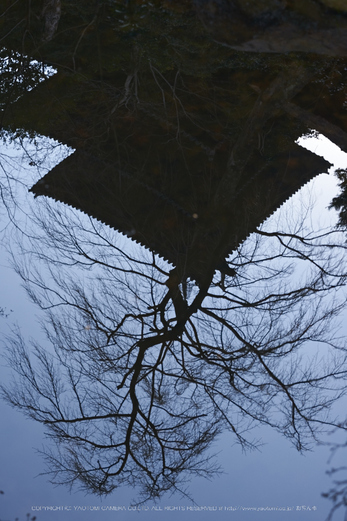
[
  {"left": 27, "top": 130, "right": 330, "bottom": 284},
  {"left": 2, "top": 0, "right": 347, "bottom": 283},
  {"left": 3, "top": 0, "right": 347, "bottom": 508}
]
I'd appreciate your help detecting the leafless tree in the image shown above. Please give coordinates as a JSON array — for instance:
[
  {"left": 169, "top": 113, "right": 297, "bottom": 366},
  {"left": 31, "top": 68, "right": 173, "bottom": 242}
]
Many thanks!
[
  {"left": 321, "top": 433, "right": 347, "bottom": 520},
  {"left": 1, "top": 0, "right": 347, "bottom": 505},
  {"left": 2, "top": 185, "right": 347, "bottom": 503}
]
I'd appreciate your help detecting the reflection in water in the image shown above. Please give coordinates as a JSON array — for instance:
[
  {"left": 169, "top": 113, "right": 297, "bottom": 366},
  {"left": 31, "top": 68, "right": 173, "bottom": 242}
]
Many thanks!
[{"left": 1, "top": 0, "right": 347, "bottom": 509}]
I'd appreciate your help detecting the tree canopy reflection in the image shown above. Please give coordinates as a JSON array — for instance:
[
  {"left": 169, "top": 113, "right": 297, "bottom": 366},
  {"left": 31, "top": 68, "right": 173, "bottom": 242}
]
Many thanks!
[{"left": 1, "top": 0, "right": 347, "bottom": 508}]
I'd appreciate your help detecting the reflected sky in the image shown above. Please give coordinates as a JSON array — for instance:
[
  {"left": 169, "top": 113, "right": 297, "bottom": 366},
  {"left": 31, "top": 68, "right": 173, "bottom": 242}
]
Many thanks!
[
  {"left": 0, "top": 133, "right": 345, "bottom": 521},
  {"left": 2, "top": 1, "right": 347, "bottom": 519}
]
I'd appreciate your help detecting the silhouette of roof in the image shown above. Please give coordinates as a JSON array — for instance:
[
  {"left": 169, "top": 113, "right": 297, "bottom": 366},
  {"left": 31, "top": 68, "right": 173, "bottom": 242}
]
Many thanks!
[
  {"left": 1, "top": 21, "right": 340, "bottom": 281},
  {"left": 30, "top": 141, "right": 330, "bottom": 282}
]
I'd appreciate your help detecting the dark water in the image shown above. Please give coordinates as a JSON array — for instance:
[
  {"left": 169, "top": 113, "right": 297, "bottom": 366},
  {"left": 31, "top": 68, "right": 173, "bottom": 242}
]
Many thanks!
[{"left": 1, "top": 2, "right": 347, "bottom": 520}]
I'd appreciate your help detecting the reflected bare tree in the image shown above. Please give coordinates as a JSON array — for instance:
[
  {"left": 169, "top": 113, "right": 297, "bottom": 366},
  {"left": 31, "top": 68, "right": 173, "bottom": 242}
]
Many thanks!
[
  {"left": 321, "top": 166, "right": 347, "bottom": 521},
  {"left": 2, "top": 191, "right": 347, "bottom": 502},
  {"left": 329, "top": 169, "right": 347, "bottom": 230},
  {"left": 1, "top": 0, "right": 347, "bottom": 506},
  {"left": 321, "top": 431, "right": 347, "bottom": 521}
]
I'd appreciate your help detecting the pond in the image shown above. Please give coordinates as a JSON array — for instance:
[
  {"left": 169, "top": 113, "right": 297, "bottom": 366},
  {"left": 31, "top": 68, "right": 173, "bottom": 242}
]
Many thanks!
[{"left": 1, "top": 1, "right": 347, "bottom": 520}]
